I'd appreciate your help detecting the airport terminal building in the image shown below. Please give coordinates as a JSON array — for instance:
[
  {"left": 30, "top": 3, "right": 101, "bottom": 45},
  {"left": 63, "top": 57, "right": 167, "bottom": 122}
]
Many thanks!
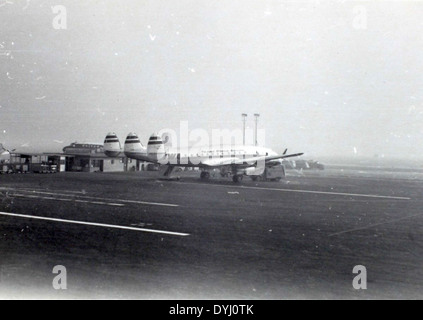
[
  {"left": 62, "top": 142, "right": 126, "bottom": 172},
  {"left": 1, "top": 142, "right": 140, "bottom": 174}
]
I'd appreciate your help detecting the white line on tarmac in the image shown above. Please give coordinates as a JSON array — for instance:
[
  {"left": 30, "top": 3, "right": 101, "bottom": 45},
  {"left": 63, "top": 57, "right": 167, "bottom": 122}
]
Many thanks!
[
  {"left": 0, "top": 186, "right": 87, "bottom": 195},
  {"left": 236, "top": 186, "right": 411, "bottom": 200},
  {"left": 10, "top": 194, "right": 125, "bottom": 207},
  {"left": 1, "top": 188, "right": 178, "bottom": 207},
  {"left": 0, "top": 211, "right": 190, "bottom": 237},
  {"left": 328, "top": 212, "right": 423, "bottom": 237},
  {"left": 176, "top": 182, "right": 411, "bottom": 200}
]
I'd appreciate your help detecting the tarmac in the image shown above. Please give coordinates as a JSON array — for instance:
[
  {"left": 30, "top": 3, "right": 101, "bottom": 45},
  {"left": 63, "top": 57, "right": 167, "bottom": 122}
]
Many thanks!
[{"left": 0, "top": 166, "right": 422, "bottom": 299}]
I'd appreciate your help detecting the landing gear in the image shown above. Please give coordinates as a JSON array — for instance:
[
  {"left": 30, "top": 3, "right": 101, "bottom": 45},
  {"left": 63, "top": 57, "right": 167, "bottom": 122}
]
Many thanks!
[
  {"left": 250, "top": 175, "right": 263, "bottom": 182},
  {"left": 200, "top": 171, "right": 210, "bottom": 180},
  {"left": 232, "top": 175, "right": 243, "bottom": 183},
  {"left": 220, "top": 167, "right": 231, "bottom": 178}
]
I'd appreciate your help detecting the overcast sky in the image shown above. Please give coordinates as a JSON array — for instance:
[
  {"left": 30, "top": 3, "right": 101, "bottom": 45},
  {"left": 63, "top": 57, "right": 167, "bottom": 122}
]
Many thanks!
[{"left": 1, "top": 0, "right": 422, "bottom": 159}]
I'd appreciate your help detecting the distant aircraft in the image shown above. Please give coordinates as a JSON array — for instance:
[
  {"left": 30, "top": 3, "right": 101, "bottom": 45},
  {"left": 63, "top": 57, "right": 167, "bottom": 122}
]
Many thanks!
[
  {"left": 104, "top": 132, "right": 303, "bottom": 182},
  {"left": 0, "top": 143, "right": 14, "bottom": 163}
]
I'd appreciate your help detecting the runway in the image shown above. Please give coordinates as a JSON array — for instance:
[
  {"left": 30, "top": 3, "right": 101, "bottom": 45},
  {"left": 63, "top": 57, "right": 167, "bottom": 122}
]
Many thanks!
[{"left": 0, "top": 167, "right": 422, "bottom": 299}]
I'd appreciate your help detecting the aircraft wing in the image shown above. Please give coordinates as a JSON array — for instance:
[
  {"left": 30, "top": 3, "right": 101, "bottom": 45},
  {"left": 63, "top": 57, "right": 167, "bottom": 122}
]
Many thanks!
[
  {"left": 201, "top": 152, "right": 303, "bottom": 167},
  {"left": 229, "top": 152, "right": 304, "bottom": 166},
  {"left": 201, "top": 157, "right": 241, "bottom": 167},
  {"left": 261, "top": 152, "right": 304, "bottom": 162}
]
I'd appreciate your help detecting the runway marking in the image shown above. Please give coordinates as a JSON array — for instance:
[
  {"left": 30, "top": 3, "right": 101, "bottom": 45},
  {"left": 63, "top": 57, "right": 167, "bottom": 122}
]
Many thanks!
[
  {"left": 176, "top": 182, "right": 411, "bottom": 200},
  {"left": 0, "top": 211, "right": 190, "bottom": 237},
  {"left": 10, "top": 194, "right": 125, "bottom": 207},
  {"left": 0, "top": 186, "right": 87, "bottom": 195},
  {"left": 0, "top": 187, "right": 179, "bottom": 207},
  {"left": 328, "top": 212, "right": 423, "bottom": 237},
  {"left": 238, "top": 186, "right": 411, "bottom": 200}
]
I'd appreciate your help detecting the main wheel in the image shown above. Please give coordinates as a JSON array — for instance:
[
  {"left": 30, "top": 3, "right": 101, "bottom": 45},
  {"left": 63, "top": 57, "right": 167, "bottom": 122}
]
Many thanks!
[
  {"left": 232, "top": 175, "right": 243, "bottom": 183},
  {"left": 200, "top": 171, "right": 210, "bottom": 180}
]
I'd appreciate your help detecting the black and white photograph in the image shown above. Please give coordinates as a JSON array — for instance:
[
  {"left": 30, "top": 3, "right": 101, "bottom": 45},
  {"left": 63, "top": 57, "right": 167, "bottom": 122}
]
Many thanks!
[{"left": 0, "top": 0, "right": 422, "bottom": 303}]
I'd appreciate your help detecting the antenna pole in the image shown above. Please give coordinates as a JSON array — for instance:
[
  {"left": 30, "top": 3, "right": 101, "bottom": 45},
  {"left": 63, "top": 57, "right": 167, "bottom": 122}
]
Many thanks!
[
  {"left": 242, "top": 113, "right": 248, "bottom": 146},
  {"left": 254, "top": 113, "right": 260, "bottom": 146}
]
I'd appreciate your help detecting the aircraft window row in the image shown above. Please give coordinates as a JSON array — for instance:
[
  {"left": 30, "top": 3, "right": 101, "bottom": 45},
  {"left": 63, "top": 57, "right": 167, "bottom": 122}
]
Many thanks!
[
  {"left": 166, "top": 151, "right": 249, "bottom": 158},
  {"left": 200, "top": 150, "right": 245, "bottom": 156}
]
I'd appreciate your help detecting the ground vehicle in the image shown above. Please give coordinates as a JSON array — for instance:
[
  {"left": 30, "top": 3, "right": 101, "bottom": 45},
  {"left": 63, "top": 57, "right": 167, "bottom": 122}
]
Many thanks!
[
  {"left": 250, "top": 165, "right": 285, "bottom": 182},
  {"left": 0, "top": 164, "right": 10, "bottom": 174},
  {"left": 308, "top": 160, "right": 325, "bottom": 170},
  {"left": 32, "top": 163, "right": 57, "bottom": 173},
  {"left": 0, "top": 163, "right": 29, "bottom": 174},
  {"left": 293, "top": 160, "right": 309, "bottom": 170},
  {"left": 293, "top": 160, "right": 324, "bottom": 170},
  {"left": 146, "top": 163, "right": 159, "bottom": 171}
]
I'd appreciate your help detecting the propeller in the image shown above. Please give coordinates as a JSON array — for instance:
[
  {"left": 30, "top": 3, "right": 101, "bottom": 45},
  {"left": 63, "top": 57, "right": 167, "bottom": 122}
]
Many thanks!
[{"left": 0, "top": 144, "right": 15, "bottom": 153}]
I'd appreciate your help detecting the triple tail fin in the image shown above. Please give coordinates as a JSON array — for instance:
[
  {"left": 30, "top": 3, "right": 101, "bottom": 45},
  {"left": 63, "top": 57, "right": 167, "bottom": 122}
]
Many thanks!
[{"left": 103, "top": 132, "right": 123, "bottom": 157}]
